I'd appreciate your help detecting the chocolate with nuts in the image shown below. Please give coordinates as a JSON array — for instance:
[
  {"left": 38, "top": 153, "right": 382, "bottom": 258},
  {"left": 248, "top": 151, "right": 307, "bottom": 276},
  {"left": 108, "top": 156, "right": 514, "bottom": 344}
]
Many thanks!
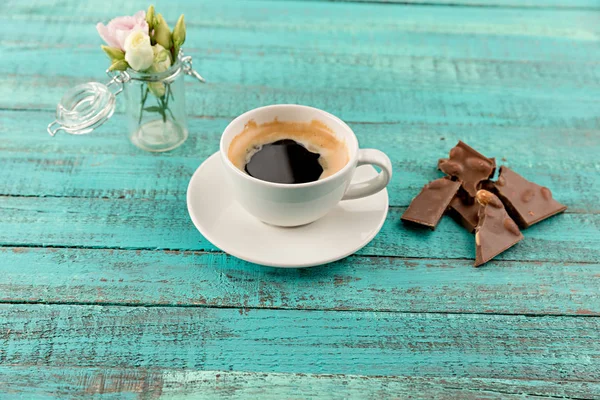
[
  {"left": 474, "top": 190, "right": 524, "bottom": 267},
  {"left": 404, "top": 141, "right": 566, "bottom": 268},
  {"left": 438, "top": 141, "right": 496, "bottom": 197},
  {"left": 401, "top": 178, "right": 461, "bottom": 230},
  {"left": 448, "top": 195, "right": 480, "bottom": 233},
  {"left": 493, "top": 166, "right": 567, "bottom": 228}
]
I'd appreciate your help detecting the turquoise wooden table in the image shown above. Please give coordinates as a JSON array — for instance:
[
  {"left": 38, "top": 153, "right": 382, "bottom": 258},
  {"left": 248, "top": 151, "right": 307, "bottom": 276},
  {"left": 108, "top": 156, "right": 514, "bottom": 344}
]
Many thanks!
[{"left": 1, "top": 0, "right": 599, "bottom": 398}]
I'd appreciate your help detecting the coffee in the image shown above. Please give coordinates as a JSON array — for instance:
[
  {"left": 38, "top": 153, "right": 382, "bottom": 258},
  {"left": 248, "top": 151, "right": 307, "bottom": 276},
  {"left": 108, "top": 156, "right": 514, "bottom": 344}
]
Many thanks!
[{"left": 228, "top": 119, "right": 349, "bottom": 184}]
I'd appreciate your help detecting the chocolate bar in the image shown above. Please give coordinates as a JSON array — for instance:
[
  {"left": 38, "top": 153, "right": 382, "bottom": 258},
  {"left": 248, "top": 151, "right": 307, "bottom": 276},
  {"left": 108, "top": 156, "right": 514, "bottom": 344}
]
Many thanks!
[
  {"left": 405, "top": 141, "right": 566, "bottom": 268},
  {"left": 401, "top": 178, "right": 461, "bottom": 229},
  {"left": 447, "top": 179, "right": 496, "bottom": 233},
  {"left": 438, "top": 142, "right": 495, "bottom": 197},
  {"left": 449, "top": 195, "right": 480, "bottom": 233},
  {"left": 474, "top": 190, "right": 524, "bottom": 267},
  {"left": 493, "top": 167, "right": 567, "bottom": 228},
  {"left": 437, "top": 158, "right": 448, "bottom": 171},
  {"left": 439, "top": 157, "right": 496, "bottom": 178}
]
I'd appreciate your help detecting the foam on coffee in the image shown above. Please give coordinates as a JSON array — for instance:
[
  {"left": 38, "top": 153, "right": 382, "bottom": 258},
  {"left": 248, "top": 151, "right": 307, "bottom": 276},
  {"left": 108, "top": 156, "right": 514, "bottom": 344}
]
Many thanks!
[{"left": 228, "top": 119, "right": 349, "bottom": 182}]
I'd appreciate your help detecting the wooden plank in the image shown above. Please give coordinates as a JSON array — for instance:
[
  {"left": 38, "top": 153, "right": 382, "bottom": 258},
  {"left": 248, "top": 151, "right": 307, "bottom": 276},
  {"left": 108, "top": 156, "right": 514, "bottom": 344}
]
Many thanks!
[
  {"left": 1, "top": 247, "right": 598, "bottom": 315},
  {"left": 0, "top": 196, "right": 597, "bottom": 262},
  {"left": 4, "top": 74, "right": 599, "bottom": 128},
  {"left": 0, "top": 304, "right": 598, "bottom": 380},
  {"left": 1, "top": 53, "right": 597, "bottom": 126},
  {"left": 3, "top": 111, "right": 599, "bottom": 211},
  {"left": 6, "top": 0, "right": 600, "bottom": 43},
  {"left": 1, "top": 1, "right": 599, "bottom": 124},
  {"left": 5, "top": 47, "right": 600, "bottom": 96},
  {"left": 316, "top": 0, "right": 600, "bottom": 9},
  {"left": 6, "top": 0, "right": 600, "bottom": 14},
  {"left": 6, "top": 54, "right": 597, "bottom": 127},
  {"left": 6, "top": 0, "right": 599, "bottom": 15},
  {"left": 2, "top": 44, "right": 598, "bottom": 128},
  {"left": 1, "top": 367, "right": 598, "bottom": 400}
]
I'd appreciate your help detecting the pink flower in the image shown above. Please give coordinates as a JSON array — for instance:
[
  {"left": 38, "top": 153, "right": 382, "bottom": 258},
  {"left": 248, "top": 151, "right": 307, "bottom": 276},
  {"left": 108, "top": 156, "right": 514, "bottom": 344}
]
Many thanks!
[{"left": 96, "top": 11, "right": 148, "bottom": 51}]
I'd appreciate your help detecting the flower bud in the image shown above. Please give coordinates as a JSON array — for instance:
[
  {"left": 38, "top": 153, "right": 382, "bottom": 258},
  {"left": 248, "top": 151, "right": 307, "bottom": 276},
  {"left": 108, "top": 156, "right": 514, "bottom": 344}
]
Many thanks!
[
  {"left": 153, "top": 13, "right": 172, "bottom": 50},
  {"left": 148, "top": 82, "right": 166, "bottom": 98},
  {"left": 172, "top": 14, "right": 186, "bottom": 57},
  {"left": 146, "top": 5, "right": 155, "bottom": 31},
  {"left": 147, "top": 81, "right": 166, "bottom": 97}
]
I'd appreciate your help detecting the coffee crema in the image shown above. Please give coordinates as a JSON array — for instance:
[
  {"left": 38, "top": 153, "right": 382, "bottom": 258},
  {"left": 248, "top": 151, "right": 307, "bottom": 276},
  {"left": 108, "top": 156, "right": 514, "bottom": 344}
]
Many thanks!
[{"left": 228, "top": 119, "right": 349, "bottom": 184}]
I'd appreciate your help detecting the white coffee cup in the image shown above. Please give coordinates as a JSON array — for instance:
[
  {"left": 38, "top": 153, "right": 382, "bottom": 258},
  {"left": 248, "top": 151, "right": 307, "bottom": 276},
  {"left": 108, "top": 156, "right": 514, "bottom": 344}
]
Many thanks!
[{"left": 220, "top": 104, "right": 392, "bottom": 227}]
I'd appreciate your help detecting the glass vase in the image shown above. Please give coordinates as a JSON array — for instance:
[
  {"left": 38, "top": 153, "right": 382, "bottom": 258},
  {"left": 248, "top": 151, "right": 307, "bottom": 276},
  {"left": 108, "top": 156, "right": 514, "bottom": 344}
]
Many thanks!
[
  {"left": 124, "top": 58, "right": 188, "bottom": 152},
  {"left": 47, "top": 52, "right": 205, "bottom": 148}
]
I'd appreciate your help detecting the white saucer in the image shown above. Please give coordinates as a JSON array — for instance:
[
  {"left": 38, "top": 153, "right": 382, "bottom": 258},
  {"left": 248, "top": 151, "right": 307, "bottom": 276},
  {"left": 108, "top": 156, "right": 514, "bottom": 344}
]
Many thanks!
[{"left": 187, "top": 153, "right": 389, "bottom": 268}]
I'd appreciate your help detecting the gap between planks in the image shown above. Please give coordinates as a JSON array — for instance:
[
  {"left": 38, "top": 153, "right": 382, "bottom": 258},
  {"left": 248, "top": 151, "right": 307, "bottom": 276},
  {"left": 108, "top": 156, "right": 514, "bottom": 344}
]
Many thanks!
[
  {"left": 13, "top": 105, "right": 600, "bottom": 129},
  {"left": 0, "top": 195, "right": 593, "bottom": 215},
  {"left": 0, "top": 298, "right": 596, "bottom": 318},
  {"left": 0, "top": 367, "right": 596, "bottom": 399},
  {"left": 435, "top": 386, "right": 589, "bottom": 400},
  {"left": 0, "top": 244, "right": 597, "bottom": 266}
]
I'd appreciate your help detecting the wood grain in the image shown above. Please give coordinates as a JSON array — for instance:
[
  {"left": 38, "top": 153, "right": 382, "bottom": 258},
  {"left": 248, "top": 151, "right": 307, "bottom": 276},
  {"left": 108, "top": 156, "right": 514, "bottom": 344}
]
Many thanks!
[
  {"left": 4, "top": 55, "right": 598, "bottom": 125},
  {"left": 0, "top": 196, "right": 596, "bottom": 262},
  {"left": 5, "top": 46, "right": 600, "bottom": 98},
  {"left": 8, "top": 0, "right": 600, "bottom": 30},
  {"left": 0, "top": 304, "right": 599, "bottom": 380},
  {"left": 3, "top": 111, "right": 599, "bottom": 212},
  {"left": 1, "top": 367, "right": 598, "bottom": 399},
  {"left": 7, "top": 0, "right": 598, "bottom": 14},
  {"left": 2, "top": 0, "right": 599, "bottom": 124},
  {"left": 1, "top": 0, "right": 599, "bottom": 395},
  {"left": 1, "top": 247, "right": 598, "bottom": 315}
]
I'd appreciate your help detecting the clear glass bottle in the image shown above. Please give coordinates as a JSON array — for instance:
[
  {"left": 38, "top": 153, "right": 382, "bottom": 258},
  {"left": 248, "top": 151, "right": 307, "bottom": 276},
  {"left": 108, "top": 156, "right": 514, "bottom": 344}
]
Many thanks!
[
  {"left": 47, "top": 53, "right": 205, "bottom": 153},
  {"left": 125, "top": 57, "right": 188, "bottom": 152}
]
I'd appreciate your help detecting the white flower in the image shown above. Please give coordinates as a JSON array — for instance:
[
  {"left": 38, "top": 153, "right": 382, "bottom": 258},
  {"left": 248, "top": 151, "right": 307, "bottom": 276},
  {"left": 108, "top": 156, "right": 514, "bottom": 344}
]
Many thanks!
[{"left": 123, "top": 31, "right": 153, "bottom": 71}]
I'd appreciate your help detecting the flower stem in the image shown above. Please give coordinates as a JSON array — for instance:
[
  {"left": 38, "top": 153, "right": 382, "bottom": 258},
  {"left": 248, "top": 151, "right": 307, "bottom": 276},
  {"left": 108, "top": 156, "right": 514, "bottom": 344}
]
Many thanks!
[
  {"left": 166, "top": 105, "right": 176, "bottom": 121},
  {"left": 162, "top": 83, "right": 175, "bottom": 123},
  {"left": 138, "top": 86, "right": 149, "bottom": 125},
  {"left": 156, "top": 96, "right": 167, "bottom": 123},
  {"left": 143, "top": 82, "right": 174, "bottom": 125}
]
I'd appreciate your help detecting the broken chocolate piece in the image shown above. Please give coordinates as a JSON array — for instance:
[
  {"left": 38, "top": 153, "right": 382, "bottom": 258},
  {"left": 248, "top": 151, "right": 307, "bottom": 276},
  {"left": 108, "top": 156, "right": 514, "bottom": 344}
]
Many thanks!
[
  {"left": 449, "top": 195, "right": 480, "bottom": 233},
  {"left": 488, "top": 158, "right": 496, "bottom": 179},
  {"left": 439, "top": 158, "right": 496, "bottom": 179},
  {"left": 440, "top": 158, "right": 496, "bottom": 179},
  {"left": 493, "top": 166, "right": 567, "bottom": 228},
  {"left": 479, "top": 179, "right": 496, "bottom": 192},
  {"left": 437, "top": 158, "right": 448, "bottom": 171},
  {"left": 438, "top": 141, "right": 495, "bottom": 197},
  {"left": 402, "top": 178, "right": 461, "bottom": 229},
  {"left": 474, "top": 190, "right": 524, "bottom": 267}
]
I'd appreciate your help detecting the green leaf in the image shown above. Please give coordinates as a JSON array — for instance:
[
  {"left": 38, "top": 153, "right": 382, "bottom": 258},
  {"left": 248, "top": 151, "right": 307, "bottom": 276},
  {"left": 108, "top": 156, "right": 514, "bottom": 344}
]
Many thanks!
[
  {"left": 101, "top": 45, "right": 125, "bottom": 61},
  {"left": 108, "top": 59, "right": 129, "bottom": 71},
  {"left": 143, "top": 106, "right": 163, "bottom": 112}
]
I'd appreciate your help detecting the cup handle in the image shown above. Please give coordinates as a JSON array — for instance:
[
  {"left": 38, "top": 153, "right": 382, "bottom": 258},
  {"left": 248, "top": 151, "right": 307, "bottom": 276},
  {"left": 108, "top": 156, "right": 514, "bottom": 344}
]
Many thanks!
[{"left": 342, "top": 149, "right": 392, "bottom": 200}]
